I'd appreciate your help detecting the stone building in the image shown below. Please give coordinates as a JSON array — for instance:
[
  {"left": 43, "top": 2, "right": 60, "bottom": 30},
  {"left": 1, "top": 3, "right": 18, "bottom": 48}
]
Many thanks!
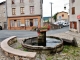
[
  {"left": 0, "top": 1, "right": 7, "bottom": 29},
  {"left": 6, "top": 0, "right": 43, "bottom": 30},
  {"left": 69, "top": 0, "right": 80, "bottom": 33}
]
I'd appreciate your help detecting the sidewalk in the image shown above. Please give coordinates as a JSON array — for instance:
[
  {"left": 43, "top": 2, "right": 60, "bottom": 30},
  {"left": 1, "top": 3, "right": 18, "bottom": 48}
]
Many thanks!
[{"left": 47, "top": 31, "right": 80, "bottom": 47}]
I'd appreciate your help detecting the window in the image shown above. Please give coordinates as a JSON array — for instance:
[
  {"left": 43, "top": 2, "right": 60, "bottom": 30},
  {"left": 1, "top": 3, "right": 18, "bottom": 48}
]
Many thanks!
[
  {"left": 70, "top": 22, "right": 77, "bottom": 29},
  {"left": 33, "top": 19, "right": 38, "bottom": 26},
  {"left": 10, "top": 20, "right": 14, "bottom": 27},
  {"left": 72, "top": 7, "right": 75, "bottom": 14},
  {"left": 25, "top": 20, "right": 30, "bottom": 26},
  {"left": 20, "top": 0, "right": 24, "bottom": 3},
  {"left": 72, "top": 0, "right": 75, "bottom": 3},
  {"left": 58, "top": 16, "right": 62, "bottom": 19},
  {"left": 12, "top": 0, "right": 15, "bottom": 4},
  {"left": 30, "top": 6, "right": 34, "bottom": 14},
  {"left": 17, "top": 20, "right": 21, "bottom": 27},
  {"left": 20, "top": 7, "right": 24, "bottom": 14},
  {"left": 10, "top": 20, "right": 21, "bottom": 27},
  {"left": 62, "top": 14, "right": 64, "bottom": 17},
  {"left": 29, "top": 0, "right": 34, "bottom": 3},
  {"left": 12, "top": 8, "right": 16, "bottom": 15}
]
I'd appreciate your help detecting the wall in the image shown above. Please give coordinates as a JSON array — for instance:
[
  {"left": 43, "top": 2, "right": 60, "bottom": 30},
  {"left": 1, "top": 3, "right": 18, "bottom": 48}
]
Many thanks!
[
  {"left": 69, "top": 0, "right": 80, "bottom": 32},
  {"left": 8, "top": 16, "right": 41, "bottom": 30},
  {"left": 7, "top": 0, "right": 42, "bottom": 17},
  {"left": 57, "top": 12, "right": 68, "bottom": 21},
  {"left": 0, "top": 2, "right": 7, "bottom": 29}
]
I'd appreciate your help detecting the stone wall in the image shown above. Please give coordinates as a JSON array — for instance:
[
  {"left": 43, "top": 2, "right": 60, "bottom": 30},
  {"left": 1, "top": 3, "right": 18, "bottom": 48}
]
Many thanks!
[{"left": 1, "top": 36, "right": 36, "bottom": 60}]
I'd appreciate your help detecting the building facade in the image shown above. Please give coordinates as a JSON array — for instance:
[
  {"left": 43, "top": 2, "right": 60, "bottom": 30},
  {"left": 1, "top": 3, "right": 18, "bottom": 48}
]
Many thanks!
[
  {"left": 57, "top": 11, "right": 69, "bottom": 22},
  {"left": 0, "top": 1, "right": 7, "bottom": 29},
  {"left": 69, "top": 0, "right": 80, "bottom": 33},
  {"left": 7, "top": 0, "right": 43, "bottom": 30}
]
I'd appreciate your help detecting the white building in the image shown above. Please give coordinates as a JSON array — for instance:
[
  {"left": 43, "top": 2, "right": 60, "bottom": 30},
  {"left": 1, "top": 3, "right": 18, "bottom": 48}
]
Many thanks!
[
  {"left": 6, "top": 0, "right": 43, "bottom": 30},
  {"left": 69, "top": 0, "right": 80, "bottom": 33}
]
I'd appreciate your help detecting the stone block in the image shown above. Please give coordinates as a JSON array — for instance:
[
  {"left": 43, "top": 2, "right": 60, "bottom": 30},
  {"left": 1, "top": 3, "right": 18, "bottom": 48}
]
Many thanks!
[
  {"left": 0, "top": 56, "right": 6, "bottom": 60},
  {"left": 4, "top": 51, "right": 8, "bottom": 57},
  {"left": 14, "top": 56, "right": 19, "bottom": 60},
  {"left": 22, "top": 58, "right": 29, "bottom": 60},
  {"left": 9, "top": 54, "right": 14, "bottom": 58}
]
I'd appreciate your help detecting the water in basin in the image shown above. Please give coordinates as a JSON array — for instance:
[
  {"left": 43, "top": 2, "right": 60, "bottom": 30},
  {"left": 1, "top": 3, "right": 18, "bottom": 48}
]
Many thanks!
[{"left": 46, "top": 38, "right": 61, "bottom": 47}]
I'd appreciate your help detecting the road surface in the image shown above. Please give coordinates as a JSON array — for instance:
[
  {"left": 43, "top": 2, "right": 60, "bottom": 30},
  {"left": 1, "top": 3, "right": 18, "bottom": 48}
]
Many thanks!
[{"left": 0, "top": 26, "right": 69, "bottom": 42}]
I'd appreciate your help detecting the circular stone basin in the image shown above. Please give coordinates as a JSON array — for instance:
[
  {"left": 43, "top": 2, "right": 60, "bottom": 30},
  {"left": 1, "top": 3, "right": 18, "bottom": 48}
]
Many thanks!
[{"left": 22, "top": 36, "right": 63, "bottom": 53}]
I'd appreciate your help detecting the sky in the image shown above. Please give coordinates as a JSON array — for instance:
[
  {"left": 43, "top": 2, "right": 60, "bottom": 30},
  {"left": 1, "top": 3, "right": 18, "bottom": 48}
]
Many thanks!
[
  {"left": 43, "top": 0, "right": 69, "bottom": 17},
  {"left": 0, "top": 0, "right": 69, "bottom": 17}
]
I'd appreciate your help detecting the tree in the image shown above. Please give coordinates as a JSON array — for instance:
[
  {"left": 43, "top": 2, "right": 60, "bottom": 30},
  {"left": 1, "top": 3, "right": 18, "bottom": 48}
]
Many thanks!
[{"left": 53, "top": 12, "right": 58, "bottom": 22}]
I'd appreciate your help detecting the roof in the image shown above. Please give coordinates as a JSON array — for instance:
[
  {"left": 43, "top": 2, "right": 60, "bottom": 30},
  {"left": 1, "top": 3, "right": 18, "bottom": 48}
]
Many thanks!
[
  {"left": 57, "top": 11, "right": 68, "bottom": 14},
  {"left": 0, "top": 1, "right": 6, "bottom": 5}
]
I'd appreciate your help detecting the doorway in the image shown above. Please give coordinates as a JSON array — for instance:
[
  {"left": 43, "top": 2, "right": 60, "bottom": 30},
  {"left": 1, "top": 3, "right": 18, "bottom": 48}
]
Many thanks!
[
  {"left": 30, "top": 19, "right": 33, "bottom": 26},
  {"left": 4, "top": 22, "right": 7, "bottom": 29}
]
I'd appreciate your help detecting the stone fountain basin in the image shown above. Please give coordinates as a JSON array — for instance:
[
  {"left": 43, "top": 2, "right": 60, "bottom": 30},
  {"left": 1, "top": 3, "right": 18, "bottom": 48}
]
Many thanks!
[{"left": 22, "top": 36, "right": 63, "bottom": 53}]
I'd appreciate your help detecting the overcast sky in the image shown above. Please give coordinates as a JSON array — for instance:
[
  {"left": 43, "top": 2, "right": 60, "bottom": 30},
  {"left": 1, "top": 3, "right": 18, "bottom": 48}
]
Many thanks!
[{"left": 0, "top": 0, "right": 69, "bottom": 17}]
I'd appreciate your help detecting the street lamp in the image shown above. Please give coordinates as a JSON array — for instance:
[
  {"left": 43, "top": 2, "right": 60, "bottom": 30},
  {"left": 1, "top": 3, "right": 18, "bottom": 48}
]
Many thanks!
[{"left": 64, "top": 3, "right": 69, "bottom": 10}]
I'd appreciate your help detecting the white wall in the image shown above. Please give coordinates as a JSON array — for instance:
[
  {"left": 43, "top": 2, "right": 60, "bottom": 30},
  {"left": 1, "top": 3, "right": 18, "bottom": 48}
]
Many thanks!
[
  {"left": 69, "top": 0, "right": 80, "bottom": 32},
  {"left": 7, "top": 0, "right": 42, "bottom": 17}
]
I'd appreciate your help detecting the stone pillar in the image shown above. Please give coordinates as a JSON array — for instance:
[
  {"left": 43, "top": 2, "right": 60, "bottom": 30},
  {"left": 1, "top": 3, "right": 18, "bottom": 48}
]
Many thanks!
[{"left": 38, "top": 31, "right": 46, "bottom": 46}]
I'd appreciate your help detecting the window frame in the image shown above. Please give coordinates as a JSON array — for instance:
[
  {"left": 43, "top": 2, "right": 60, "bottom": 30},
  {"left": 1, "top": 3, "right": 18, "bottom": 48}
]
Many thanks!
[
  {"left": 12, "top": 0, "right": 15, "bottom": 4},
  {"left": 30, "top": 6, "right": 34, "bottom": 14},
  {"left": 20, "top": 0, "right": 24, "bottom": 3},
  {"left": 72, "top": 0, "right": 75, "bottom": 3},
  {"left": 62, "top": 14, "right": 64, "bottom": 17},
  {"left": 72, "top": 7, "right": 75, "bottom": 15},
  {"left": 17, "top": 20, "right": 21, "bottom": 27},
  {"left": 20, "top": 7, "right": 24, "bottom": 14},
  {"left": 12, "top": 8, "right": 16, "bottom": 15}
]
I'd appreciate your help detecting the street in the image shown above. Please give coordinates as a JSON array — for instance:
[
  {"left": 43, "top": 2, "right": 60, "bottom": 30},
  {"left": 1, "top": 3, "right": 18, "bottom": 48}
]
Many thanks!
[{"left": 0, "top": 26, "right": 69, "bottom": 42}]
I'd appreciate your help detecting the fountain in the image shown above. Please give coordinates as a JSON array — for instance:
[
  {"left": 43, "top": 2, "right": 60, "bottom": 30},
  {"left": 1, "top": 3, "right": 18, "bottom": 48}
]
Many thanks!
[{"left": 22, "top": 28, "right": 63, "bottom": 53}]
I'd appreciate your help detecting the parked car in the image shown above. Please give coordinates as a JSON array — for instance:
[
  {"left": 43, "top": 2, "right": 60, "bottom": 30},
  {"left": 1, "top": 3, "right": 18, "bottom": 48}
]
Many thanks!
[
  {"left": 0, "top": 26, "right": 2, "bottom": 30},
  {"left": 62, "top": 22, "right": 69, "bottom": 27},
  {"left": 54, "top": 20, "right": 69, "bottom": 27}
]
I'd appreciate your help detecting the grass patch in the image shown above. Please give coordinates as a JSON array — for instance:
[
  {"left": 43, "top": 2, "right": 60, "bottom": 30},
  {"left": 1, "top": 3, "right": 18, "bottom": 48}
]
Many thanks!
[
  {"left": 16, "top": 44, "right": 22, "bottom": 49},
  {"left": 45, "top": 45, "right": 80, "bottom": 60},
  {"left": 23, "top": 48, "right": 28, "bottom": 51},
  {"left": 62, "top": 45, "right": 80, "bottom": 56},
  {"left": 46, "top": 56, "right": 53, "bottom": 60}
]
